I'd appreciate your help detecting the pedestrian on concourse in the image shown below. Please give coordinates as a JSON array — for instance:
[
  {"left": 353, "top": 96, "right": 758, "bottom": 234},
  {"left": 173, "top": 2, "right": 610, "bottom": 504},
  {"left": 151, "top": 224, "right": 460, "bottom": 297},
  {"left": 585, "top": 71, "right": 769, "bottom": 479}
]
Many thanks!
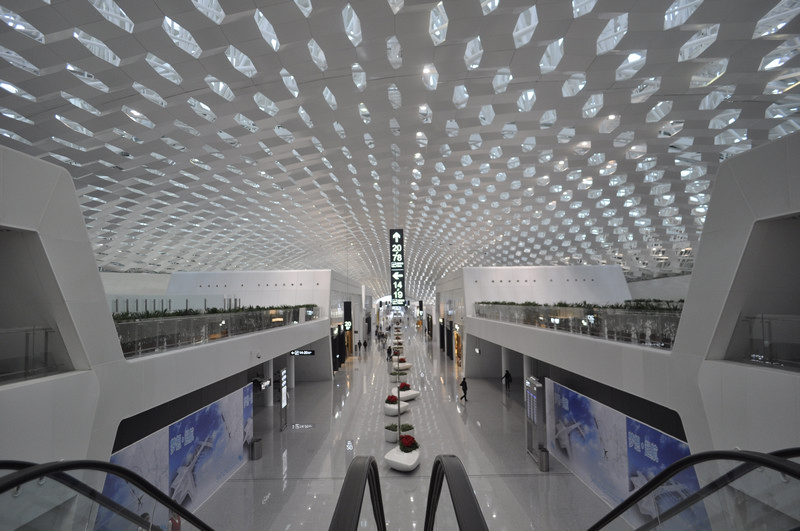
[
  {"left": 502, "top": 370, "right": 512, "bottom": 391},
  {"left": 459, "top": 377, "right": 468, "bottom": 402}
]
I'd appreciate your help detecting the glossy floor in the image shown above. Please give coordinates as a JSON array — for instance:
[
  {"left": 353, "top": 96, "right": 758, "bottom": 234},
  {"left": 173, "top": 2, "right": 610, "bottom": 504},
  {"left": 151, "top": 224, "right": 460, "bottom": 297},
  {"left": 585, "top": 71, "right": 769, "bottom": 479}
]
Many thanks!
[{"left": 196, "top": 323, "right": 611, "bottom": 530}]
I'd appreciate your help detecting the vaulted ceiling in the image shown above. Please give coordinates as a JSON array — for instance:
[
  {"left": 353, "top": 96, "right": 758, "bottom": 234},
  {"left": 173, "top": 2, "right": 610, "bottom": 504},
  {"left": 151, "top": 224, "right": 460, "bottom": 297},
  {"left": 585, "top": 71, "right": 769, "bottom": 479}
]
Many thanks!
[{"left": 0, "top": 0, "right": 798, "bottom": 302}]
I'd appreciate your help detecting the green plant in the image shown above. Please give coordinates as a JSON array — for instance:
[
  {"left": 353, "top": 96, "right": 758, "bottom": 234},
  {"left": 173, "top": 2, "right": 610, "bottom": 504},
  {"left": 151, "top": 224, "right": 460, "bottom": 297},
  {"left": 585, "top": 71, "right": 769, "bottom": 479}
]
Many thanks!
[
  {"left": 389, "top": 371, "right": 407, "bottom": 376},
  {"left": 385, "top": 423, "right": 414, "bottom": 432}
]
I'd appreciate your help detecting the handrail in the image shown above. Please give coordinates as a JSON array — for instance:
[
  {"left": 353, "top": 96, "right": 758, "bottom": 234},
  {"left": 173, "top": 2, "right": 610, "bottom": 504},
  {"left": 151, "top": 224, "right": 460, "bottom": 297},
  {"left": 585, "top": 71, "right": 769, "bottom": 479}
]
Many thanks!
[
  {"left": 328, "top": 455, "right": 387, "bottom": 531},
  {"left": 423, "top": 454, "right": 489, "bottom": 531},
  {"left": 0, "top": 459, "right": 215, "bottom": 531},
  {"left": 588, "top": 449, "right": 800, "bottom": 530}
]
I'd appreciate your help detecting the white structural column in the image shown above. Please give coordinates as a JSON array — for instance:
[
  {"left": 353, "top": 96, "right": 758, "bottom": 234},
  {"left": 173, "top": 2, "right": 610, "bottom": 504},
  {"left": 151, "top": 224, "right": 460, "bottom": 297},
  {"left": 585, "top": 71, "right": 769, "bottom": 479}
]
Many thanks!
[
  {"left": 287, "top": 354, "right": 296, "bottom": 389},
  {"left": 267, "top": 359, "right": 274, "bottom": 406},
  {"left": 501, "top": 346, "right": 511, "bottom": 378}
]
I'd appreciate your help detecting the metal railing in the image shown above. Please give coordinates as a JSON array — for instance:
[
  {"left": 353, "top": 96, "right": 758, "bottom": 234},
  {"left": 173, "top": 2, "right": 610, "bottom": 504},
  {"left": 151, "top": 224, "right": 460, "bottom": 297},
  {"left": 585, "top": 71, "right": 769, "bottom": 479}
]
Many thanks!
[
  {"left": 424, "top": 454, "right": 489, "bottom": 531},
  {"left": 0, "top": 326, "right": 71, "bottom": 384},
  {"left": 474, "top": 303, "right": 680, "bottom": 350},
  {"left": 117, "top": 306, "right": 320, "bottom": 359},
  {"left": 731, "top": 314, "right": 800, "bottom": 371}
]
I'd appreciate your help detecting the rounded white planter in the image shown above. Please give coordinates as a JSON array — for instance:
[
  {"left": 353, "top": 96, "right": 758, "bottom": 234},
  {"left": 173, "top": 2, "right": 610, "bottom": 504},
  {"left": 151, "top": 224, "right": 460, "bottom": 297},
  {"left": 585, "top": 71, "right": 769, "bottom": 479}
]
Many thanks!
[
  {"left": 384, "top": 446, "right": 420, "bottom": 472},
  {"left": 383, "top": 401, "right": 409, "bottom": 416},
  {"left": 391, "top": 387, "right": 420, "bottom": 401},
  {"left": 383, "top": 427, "right": 414, "bottom": 443},
  {"left": 393, "top": 362, "right": 412, "bottom": 371}
]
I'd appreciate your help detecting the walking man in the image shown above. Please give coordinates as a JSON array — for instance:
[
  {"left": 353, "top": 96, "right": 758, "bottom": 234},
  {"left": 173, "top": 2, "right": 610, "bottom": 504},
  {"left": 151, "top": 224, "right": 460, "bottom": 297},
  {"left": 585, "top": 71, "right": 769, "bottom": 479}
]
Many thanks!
[
  {"left": 459, "top": 377, "right": 468, "bottom": 402},
  {"left": 502, "top": 370, "right": 512, "bottom": 391}
]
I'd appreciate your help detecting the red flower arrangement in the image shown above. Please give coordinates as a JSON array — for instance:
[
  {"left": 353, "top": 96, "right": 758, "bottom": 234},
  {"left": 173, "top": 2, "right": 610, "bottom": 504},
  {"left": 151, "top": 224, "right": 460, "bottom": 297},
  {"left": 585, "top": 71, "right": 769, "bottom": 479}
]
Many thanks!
[
  {"left": 399, "top": 434, "right": 419, "bottom": 453},
  {"left": 385, "top": 395, "right": 398, "bottom": 404},
  {"left": 398, "top": 382, "right": 411, "bottom": 391},
  {"left": 398, "top": 357, "right": 406, "bottom": 363}
]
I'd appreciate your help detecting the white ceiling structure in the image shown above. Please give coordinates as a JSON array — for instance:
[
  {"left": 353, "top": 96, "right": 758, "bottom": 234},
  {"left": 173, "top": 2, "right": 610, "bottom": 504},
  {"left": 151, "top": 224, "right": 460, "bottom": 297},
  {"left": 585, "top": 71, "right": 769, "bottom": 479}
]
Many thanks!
[{"left": 0, "top": 0, "right": 799, "bottom": 303}]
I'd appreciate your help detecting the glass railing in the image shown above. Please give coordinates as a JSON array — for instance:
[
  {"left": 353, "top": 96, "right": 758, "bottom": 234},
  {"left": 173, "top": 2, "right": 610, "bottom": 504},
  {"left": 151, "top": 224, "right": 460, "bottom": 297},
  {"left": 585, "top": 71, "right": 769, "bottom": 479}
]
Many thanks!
[
  {"left": 473, "top": 303, "right": 680, "bottom": 350},
  {"left": 117, "top": 306, "right": 320, "bottom": 359},
  {"left": 0, "top": 326, "right": 72, "bottom": 385},
  {"left": 0, "top": 460, "right": 213, "bottom": 531},
  {"left": 729, "top": 314, "right": 800, "bottom": 371}
]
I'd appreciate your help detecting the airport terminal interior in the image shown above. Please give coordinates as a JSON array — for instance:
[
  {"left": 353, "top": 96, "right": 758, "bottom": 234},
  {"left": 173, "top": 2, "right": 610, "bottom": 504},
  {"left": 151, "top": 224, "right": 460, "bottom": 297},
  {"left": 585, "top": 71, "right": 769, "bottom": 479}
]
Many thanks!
[{"left": 4, "top": 0, "right": 800, "bottom": 529}]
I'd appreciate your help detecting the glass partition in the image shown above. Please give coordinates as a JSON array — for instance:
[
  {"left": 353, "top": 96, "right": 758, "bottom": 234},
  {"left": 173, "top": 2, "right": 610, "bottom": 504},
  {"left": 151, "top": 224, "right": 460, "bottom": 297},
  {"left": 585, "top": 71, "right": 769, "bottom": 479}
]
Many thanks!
[
  {"left": 473, "top": 303, "right": 680, "bottom": 350},
  {"left": 0, "top": 326, "right": 72, "bottom": 385},
  {"left": 117, "top": 306, "right": 320, "bottom": 359},
  {"left": 729, "top": 314, "right": 800, "bottom": 371}
]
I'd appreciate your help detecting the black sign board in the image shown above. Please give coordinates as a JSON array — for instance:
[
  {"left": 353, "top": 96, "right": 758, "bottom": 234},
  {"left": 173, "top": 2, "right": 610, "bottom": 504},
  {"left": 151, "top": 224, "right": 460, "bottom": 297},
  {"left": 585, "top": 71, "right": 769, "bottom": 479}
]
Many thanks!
[
  {"left": 390, "top": 229, "right": 405, "bottom": 307},
  {"left": 290, "top": 349, "right": 315, "bottom": 356}
]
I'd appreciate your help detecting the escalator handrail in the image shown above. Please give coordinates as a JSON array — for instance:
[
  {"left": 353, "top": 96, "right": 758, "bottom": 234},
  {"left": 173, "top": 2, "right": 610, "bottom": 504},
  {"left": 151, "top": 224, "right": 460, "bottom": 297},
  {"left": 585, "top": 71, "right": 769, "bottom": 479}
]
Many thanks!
[
  {"left": 588, "top": 448, "right": 800, "bottom": 531},
  {"left": 0, "top": 459, "right": 214, "bottom": 531},
  {"left": 328, "top": 455, "right": 387, "bottom": 531},
  {"left": 630, "top": 447, "right": 800, "bottom": 531},
  {"left": 423, "top": 454, "right": 489, "bottom": 531}
]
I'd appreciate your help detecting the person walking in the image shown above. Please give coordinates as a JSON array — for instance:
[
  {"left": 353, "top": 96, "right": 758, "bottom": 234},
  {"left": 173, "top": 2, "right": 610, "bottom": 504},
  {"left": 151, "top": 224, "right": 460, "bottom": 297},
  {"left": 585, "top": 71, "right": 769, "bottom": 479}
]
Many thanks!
[
  {"left": 459, "top": 377, "right": 468, "bottom": 402},
  {"left": 387, "top": 345, "right": 392, "bottom": 361},
  {"left": 502, "top": 370, "right": 512, "bottom": 391}
]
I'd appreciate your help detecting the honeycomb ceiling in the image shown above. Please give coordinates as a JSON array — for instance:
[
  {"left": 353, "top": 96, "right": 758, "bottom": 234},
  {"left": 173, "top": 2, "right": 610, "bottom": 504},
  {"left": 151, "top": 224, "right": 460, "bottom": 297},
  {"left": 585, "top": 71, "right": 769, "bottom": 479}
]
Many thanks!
[{"left": 1, "top": 0, "right": 799, "bottom": 302}]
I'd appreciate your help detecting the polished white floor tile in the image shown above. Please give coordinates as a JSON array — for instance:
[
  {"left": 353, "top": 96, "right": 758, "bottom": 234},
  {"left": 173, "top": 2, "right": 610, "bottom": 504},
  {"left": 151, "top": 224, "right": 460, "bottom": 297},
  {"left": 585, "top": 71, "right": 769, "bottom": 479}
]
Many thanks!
[{"left": 196, "top": 324, "right": 611, "bottom": 530}]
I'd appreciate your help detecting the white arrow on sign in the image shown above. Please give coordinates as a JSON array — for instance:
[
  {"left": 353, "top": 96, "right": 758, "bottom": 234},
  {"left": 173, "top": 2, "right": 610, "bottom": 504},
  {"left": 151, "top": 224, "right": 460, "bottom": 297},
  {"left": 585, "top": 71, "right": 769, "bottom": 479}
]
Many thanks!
[
  {"left": 392, "top": 271, "right": 403, "bottom": 280},
  {"left": 392, "top": 232, "right": 402, "bottom": 242}
]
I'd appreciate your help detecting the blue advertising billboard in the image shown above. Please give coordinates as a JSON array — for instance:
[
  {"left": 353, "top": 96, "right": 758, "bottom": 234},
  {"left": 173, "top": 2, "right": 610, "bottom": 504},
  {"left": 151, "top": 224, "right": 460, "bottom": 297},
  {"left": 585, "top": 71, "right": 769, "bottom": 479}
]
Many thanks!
[
  {"left": 95, "top": 384, "right": 254, "bottom": 530},
  {"left": 545, "top": 379, "right": 707, "bottom": 527}
]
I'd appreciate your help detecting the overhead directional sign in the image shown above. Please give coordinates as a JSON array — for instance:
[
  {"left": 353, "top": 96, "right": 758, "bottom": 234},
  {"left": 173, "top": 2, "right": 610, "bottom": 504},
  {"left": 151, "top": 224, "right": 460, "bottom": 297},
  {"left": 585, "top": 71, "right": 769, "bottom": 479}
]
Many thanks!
[{"left": 390, "top": 229, "right": 405, "bottom": 307}]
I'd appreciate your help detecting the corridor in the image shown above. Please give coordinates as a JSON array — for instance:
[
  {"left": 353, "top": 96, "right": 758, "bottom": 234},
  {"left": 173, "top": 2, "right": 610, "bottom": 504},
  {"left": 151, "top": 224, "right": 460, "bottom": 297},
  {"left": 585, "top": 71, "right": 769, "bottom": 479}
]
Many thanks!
[{"left": 196, "top": 323, "right": 610, "bottom": 530}]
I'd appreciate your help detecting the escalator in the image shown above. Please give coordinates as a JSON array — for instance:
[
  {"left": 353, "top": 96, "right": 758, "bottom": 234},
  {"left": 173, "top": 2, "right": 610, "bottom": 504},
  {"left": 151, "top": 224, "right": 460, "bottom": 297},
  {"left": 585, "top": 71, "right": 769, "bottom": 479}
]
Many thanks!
[
  {"left": 4, "top": 449, "right": 800, "bottom": 530},
  {"left": 329, "top": 449, "right": 800, "bottom": 530},
  {"left": 0, "top": 460, "right": 213, "bottom": 530}
]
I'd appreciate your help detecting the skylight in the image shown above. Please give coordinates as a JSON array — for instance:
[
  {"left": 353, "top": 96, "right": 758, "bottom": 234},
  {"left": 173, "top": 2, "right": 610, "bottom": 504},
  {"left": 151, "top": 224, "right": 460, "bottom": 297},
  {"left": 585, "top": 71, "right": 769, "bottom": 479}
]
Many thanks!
[
  {"left": 678, "top": 24, "right": 719, "bottom": 61},
  {"left": 0, "top": 79, "right": 35, "bottom": 101},
  {"left": 146, "top": 53, "right": 182, "bottom": 85},
  {"left": 540, "top": 39, "right": 564, "bottom": 73},
  {"left": 193, "top": 0, "right": 225, "bottom": 24},
  {"left": 464, "top": 37, "right": 483, "bottom": 70},
  {"left": 343, "top": 4, "right": 363, "bottom": 47},
  {"left": 67, "top": 64, "right": 109, "bottom": 92},
  {"left": 294, "top": 0, "right": 312, "bottom": 18},
  {"left": 753, "top": 0, "right": 800, "bottom": 38},
  {"left": 513, "top": 6, "right": 538, "bottom": 48},
  {"left": 187, "top": 97, "right": 217, "bottom": 122},
  {"left": 281, "top": 69, "right": 300, "bottom": 97},
  {"left": 122, "top": 106, "right": 155, "bottom": 128},
  {"left": 254, "top": 92, "right": 279, "bottom": 116},
  {"left": 0, "top": 6, "right": 44, "bottom": 43},
  {"left": 74, "top": 29, "right": 120, "bottom": 66},
  {"left": 517, "top": 89, "right": 536, "bottom": 112},
  {"left": 226, "top": 46, "right": 257, "bottom": 78},
  {"left": 205, "top": 76, "right": 234, "bottom": 101},
  {"left": 0, "top": 45, "right": 39, "bottom": 75},
  {"left": 422, "top": 64, "right": 439, "bottom": 90},
  {"left": 664, "top": 0, "right": 703, "bottom": 30},
  {"left": 597, "top": 13, "right": 628, "bottom": 54},
  {"left": 572, "top": 0, "right": 597, "bottom": 17},
  {"left": 388, "top": 84, "right": 401, "bottom": 109},
  {"left": 453, "top": 85, "right": 469, "bottom": 109},
  {"left": 88, "top": 0, "right": 134, "bottom": 33},
  {"left": 429, "top": 2, "right": 448, "bottom": 46},
  {"left": 323, "top": 87, "right": 338, "bottom": 110},
  {"left": 163, "top": 17, "right": 202, "bottom": 58},
  {"left": 387, "top": 36, "right": 402, "bottom": 69},
  {"left": 308, "top": 39, "right": 327, "bottom": 71},
  {"left": 254, "top": 10, "right": 280, "bottom": 51},
  {"left": 759, "top": 37, "right": 800, "bottom": 70},
  {"left": 690, "top": 58, "right": 728, "bottom": 87},
  {"left": 352, "top": 63, "right": 366, "bottom": 91},
  {"left": 493, "top": 68, "right": 513, "bottom": 93}
]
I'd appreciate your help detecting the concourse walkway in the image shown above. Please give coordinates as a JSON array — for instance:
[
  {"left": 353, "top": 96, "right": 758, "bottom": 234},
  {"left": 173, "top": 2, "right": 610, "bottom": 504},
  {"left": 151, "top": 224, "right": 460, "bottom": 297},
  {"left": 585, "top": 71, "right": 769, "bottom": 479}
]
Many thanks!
[{"left": 196, "top": 323, "right": 609, "bottom": 530}]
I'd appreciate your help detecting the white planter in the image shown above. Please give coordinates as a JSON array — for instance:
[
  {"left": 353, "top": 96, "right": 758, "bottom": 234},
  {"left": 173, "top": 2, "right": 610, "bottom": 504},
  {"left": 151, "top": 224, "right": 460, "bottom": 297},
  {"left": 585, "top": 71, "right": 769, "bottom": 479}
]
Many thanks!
[
  {"left": 391, "top": 387, "right": 420, "bottom": 401},
  {"left": 383, "top": 427, "right": 414, "bottom": 443},
  {"left": 384, "top": 446, "right": 421, "bottom": 472},
  {"left": 393, "top": 362, "right": 412, "bottom": 371},
  {"left": 383, "top": 401, "right": 409, "bottom": 416}
]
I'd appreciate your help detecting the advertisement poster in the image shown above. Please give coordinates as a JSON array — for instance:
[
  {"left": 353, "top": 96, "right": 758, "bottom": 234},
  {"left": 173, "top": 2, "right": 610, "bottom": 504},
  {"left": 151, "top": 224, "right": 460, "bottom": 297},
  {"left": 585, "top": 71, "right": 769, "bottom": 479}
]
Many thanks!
[
  {"left": 545, "top": 379, "right": 707, "bottom": 527},
  {"left": 96, "top": 385, "right": 253, "bottom": 530}
]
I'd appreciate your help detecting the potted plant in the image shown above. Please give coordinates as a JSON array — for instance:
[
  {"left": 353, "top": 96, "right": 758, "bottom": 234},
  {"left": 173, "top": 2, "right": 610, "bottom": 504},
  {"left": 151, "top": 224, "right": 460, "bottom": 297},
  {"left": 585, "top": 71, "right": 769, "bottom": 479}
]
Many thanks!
[
  {"left": 384, "top": 422, "right": 415, "bottom": 442},
  {"left": 398, "top": 434, "right": 419, "bottom": 453},
  {"left": 383, "top": 394, "right": 409, "bottom": 416},
  {"left": 398, "top": 382, "right": 411, "bottom": 392},
  {"left": 389, "top": 371, "right": 407, "bottom": 382}
]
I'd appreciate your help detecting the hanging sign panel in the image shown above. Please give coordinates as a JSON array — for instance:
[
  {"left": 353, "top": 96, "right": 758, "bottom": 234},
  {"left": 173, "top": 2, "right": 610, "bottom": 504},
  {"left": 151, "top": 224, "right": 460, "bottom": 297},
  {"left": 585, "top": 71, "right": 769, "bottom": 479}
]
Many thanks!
[{"left": 390, "top": 229, "right": 405, "bottom": 307}]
